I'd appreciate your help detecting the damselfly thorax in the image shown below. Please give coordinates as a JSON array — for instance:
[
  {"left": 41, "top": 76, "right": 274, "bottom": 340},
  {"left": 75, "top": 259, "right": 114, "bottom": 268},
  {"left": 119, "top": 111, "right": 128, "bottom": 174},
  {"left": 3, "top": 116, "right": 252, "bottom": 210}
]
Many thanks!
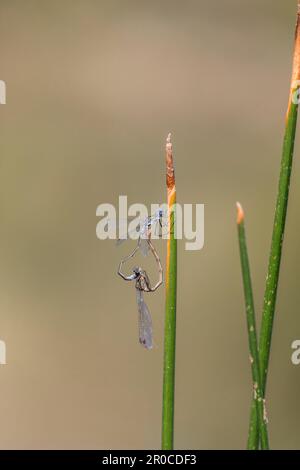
[{"left": 133, "top": 267, "right": 151, "bottom": 292}]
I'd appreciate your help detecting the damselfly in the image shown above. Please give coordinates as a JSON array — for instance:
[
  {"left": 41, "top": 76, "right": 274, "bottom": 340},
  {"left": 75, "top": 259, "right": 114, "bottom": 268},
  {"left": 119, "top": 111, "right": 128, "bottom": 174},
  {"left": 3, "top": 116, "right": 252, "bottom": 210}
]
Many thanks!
[
  {"left": 116, "top": 208, "right": 167, "bottom": 256},
  {"left": 118, "top": 238, "right": 163, "bottom": 349}
]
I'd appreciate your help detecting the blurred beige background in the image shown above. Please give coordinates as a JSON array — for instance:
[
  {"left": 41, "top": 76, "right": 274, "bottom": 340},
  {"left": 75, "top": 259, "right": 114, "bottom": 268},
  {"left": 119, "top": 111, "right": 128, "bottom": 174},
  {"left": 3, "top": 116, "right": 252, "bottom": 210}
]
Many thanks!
[{"left": 1, "top": 0, "right": 300, "bottom": 450}]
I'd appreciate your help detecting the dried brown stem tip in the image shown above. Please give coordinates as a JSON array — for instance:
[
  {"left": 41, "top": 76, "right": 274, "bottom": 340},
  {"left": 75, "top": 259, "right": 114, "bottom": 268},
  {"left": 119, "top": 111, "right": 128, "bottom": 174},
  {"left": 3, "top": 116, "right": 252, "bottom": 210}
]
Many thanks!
[
  {"left": 286, "top": 4, "right": 300, "bottom": 119},
  {"left": 236, "top": 202, "right": 244, "bottom": 225},
  {"left": 166, "top": 133, "right": 175, "bottom": 190},
  {"left": 292, "top": 6, "right": 300, "bottom": 83}
]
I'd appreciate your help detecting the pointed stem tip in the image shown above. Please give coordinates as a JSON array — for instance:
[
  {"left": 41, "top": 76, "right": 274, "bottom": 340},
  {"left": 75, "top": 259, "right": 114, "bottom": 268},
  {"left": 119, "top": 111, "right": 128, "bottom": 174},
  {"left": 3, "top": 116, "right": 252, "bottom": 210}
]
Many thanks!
[
  {"left": 165, "top": 133, "right": 175, "bottom": 190},
  {"left": 236, "top": 202, "right": 245, "bottom": 224},
  {"left": 286, "top": 2, "right": 300, "bottom": 120},
  {"left": 166, "top": 132, "right": 172, "bottom": 154}
]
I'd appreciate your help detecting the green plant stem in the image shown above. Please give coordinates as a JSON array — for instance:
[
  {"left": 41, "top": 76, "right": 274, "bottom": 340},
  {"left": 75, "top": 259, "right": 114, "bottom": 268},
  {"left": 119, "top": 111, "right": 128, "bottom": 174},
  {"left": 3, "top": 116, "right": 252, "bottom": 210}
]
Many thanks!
[
  {"left": 162, "top": 134, "right": 177, "bottom": 450},
  {"left": 237, "top": 204, "right": 269, "bottom": 450},
  {"left": 248, "top": 5, "right": 300, "bottom": 449}
]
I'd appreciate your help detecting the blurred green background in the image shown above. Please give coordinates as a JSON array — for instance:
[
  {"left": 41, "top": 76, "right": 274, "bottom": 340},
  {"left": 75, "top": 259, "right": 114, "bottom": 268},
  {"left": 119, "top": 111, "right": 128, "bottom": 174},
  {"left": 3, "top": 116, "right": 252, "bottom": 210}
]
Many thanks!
[{"left": 1, "top": 0, "right": 300, "bottom": 450}]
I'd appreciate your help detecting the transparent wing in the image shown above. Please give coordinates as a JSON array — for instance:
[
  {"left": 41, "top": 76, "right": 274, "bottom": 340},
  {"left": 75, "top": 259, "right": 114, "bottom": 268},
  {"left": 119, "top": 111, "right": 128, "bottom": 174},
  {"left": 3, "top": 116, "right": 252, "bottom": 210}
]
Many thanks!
[
  {"left": 115, "top": 237, "right": 128, "bottom": 247},
  {"left": 115, "top": 210, "right": 170, "bottom": 248},
  {"left": 117, "top": 221, "right": 150, "bottom": 253},
  {"left": 116, "top": 211, "right": 169, "bottom": 246},
  {"left": 136, "top": 289, "right": 153, "bottom": 350},
  {"left": 139, "top": 236, "right": 150, "bottom": 256},
  {"left": 116, "top": 221, "right": 143, "bottom": 246}
]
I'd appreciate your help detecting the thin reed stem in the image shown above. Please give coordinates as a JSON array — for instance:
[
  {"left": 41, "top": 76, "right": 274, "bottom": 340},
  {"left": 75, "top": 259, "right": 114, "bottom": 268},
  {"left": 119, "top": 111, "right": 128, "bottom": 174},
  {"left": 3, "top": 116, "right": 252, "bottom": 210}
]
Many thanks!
[
  {"left": 248, "top": 2, "right": 300, "bottom": 449},
  {"left": 161, "top": 133, "right": 177, "bottom": 450},
  {"left": 237, "top": 203, "right": 269, "bottom": 450}
]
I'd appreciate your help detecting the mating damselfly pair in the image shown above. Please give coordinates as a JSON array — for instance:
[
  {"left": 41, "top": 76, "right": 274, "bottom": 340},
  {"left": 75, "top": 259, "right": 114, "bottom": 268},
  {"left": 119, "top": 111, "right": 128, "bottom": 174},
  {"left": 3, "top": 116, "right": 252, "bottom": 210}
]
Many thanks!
[{"left": 117, "top": 208, "right": 167, "bottom": 350}]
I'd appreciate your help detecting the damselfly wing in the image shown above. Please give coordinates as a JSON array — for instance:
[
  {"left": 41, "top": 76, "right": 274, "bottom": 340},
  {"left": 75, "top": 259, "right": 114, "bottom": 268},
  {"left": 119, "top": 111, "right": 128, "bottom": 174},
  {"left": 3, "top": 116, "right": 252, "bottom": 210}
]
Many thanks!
[
  {"left": 116, "top": 208, "right": 167, "bottom": 256},
  {"left": 136, "top": 288, "right": 153, "bottom": 350}
]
